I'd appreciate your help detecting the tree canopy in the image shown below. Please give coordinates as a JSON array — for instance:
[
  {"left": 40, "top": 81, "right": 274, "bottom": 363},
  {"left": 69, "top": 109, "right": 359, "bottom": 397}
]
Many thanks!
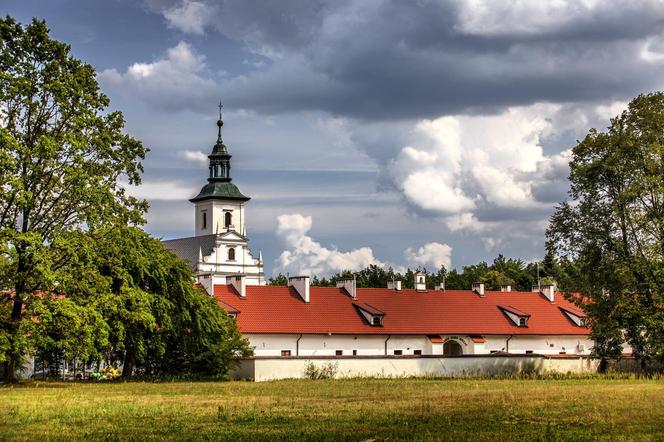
[{"left": 547, "top": 92, "right": 664, "bottom": 366}]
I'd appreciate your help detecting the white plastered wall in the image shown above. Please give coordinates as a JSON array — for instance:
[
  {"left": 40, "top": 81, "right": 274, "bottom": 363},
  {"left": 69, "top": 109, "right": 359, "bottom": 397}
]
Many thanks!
[{"left": 246, "top": 333, "right": 594, "bottom": 357}]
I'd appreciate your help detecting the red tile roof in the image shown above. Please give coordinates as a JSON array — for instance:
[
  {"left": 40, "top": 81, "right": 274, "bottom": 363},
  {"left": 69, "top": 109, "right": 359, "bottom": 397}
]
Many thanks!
[
  {"left": 214, "top": 286, "right": 590, "bottom": 336},
  {"left": 469, "top": 335, "right": 487, "bottom": 343},
  {"left": 353, "top": 302, "right": 384, "bottom": 316},
  {"left": 497, "top": 305, "right": 531, "bottom": 317},
  {"left": 428, "top": 335, "right": 444, "bottom": 343}
]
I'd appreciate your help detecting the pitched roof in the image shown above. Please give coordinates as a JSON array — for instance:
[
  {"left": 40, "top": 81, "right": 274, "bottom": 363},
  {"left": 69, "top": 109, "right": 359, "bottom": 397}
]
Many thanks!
[
  {"left": 214, "top": 286, "right": 590, "bottom": 336},
  {"left": 162, "top": 235, "right": 216, "bottom": 270}
]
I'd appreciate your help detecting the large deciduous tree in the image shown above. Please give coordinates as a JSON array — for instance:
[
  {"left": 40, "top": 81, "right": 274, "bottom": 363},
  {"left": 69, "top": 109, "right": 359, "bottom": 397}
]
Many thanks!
[
  {"left": 547, "top": 92, "right": 664, "bottom": 368},
  {"left": 0, "top": 17, "right": 146, "bottom": 380}
]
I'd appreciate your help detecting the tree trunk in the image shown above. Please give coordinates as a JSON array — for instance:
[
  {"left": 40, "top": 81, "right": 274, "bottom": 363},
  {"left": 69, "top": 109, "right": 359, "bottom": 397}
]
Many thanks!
[
  {"left": 598, "top": 357, "right": 608, "bottom": 373},
  {"left": 122, "top": 353, "right": 134, "bottom": 379}
]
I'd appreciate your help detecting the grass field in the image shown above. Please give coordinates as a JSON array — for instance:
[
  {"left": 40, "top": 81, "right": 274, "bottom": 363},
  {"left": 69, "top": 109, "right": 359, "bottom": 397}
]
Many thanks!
[{"left": 1, "top": 377, "right": 664, "bottom": 441}]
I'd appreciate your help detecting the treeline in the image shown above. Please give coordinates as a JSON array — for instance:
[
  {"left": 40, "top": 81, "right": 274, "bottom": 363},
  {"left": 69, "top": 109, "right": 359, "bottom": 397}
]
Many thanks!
[{"left": 269, "top": 252, "right": 562, "bottom": 291}]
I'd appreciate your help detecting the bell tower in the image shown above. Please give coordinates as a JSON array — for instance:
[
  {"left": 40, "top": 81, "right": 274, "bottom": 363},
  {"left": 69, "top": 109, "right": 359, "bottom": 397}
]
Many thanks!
[{"left": 190, "top": 103, "right": 250, "bottom": 236}]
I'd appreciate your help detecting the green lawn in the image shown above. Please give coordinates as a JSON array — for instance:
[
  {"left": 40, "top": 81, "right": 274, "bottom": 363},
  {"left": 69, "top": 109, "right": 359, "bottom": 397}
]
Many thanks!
[{"left": 1, "top": 377, "right": 663, "bottom": 441}]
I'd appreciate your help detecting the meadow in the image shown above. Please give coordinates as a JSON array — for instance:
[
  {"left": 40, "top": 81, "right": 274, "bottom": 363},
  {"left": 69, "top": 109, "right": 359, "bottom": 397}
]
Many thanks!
[{"left": 1, "top": 376, "right": 663, "bottom": 441}]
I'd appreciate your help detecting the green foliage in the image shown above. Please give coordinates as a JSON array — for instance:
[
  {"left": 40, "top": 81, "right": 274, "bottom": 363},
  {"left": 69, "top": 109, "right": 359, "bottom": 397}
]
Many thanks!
[
  {"left": 27, "top": 297, "right": 109, "bottom": 366},
  {"left": 547, "top": 92, "right": 664, "bottom": 363},
  {"left": 267, "top": 274, "right": 288, "bottom": 286},
  {"left": 59, "top": 226, "right": 253, "bottom": 377},
  {"left": 304, "top": 361, "right": 339, "bottom": 379},
  {"left": 0, "top": 16, "right": 147, "bottom": 380}
]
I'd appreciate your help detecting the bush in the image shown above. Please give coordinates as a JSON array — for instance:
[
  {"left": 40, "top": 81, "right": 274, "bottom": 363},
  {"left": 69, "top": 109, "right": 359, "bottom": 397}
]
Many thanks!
[{"left": 304, "top": 361, "right": 339, "bottom": 379}]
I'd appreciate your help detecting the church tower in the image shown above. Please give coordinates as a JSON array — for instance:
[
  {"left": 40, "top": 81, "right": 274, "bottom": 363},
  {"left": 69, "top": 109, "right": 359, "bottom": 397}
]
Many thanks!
[
  {"left": 190, "top": 106, "right": 250, "bottom": 236},
  {"left": 163, "top": 104, "right": 265, "bottom": 288}
]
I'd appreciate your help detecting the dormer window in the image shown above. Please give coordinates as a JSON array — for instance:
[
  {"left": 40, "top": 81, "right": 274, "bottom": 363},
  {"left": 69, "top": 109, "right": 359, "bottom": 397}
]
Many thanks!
[
  {"left": 354, "top": 303, "right": 385, "bottom": 326},
  {"left": 559, "top": 307, "right": 588, "bottom": 327},
  {"left": 220, "top": 301, "right": 239, "bottom": 319},
  {"left": 498, "top": 305, "right": 531, "bottom": 327}
]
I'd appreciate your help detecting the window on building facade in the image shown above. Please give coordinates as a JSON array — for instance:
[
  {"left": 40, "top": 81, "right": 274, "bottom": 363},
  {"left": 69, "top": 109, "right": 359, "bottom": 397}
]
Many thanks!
[
  {"left": 281, "top": 350, "right": 291, "bottom": 357},
  {"left": 352, "top": 350, "right": 357, "bottom": 356},
  {"left": 228, "top": 248, "right": 235, "bottom": 261},
  {"left": 202, "top": 211, "right": 207, "bottom": 229},
  {"left": 224, "top": 211, "right": 232, "bottom": 228},
  {"left": 414, "top": 349, "right": 422, "bottom": 356},
  {"left": 519, "top": 317, "right": 527, "bottom": 326},
  {"left": 525, "top": 350, "right": 533, "bottom": 354},
  {"left": 393, "top": 350, "right": 403, "bottom": 355},
  {"left": 335, "top": 350, "right": 343, "bottom": 356},
  {"left": 372, "top": 316, "right": 382, "bottom": 326}
]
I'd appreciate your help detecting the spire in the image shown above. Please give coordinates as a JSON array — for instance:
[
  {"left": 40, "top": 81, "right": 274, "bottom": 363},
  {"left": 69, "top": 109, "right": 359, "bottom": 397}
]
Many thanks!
[
  {"left": 216, "top": 100, "right": 224, "bottom": 144},
  {"left": 189, "top": 103, "right": 250, "bottom": 203}
]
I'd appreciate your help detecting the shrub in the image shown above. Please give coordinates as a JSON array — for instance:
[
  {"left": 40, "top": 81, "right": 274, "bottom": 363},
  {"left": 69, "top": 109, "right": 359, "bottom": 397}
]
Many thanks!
[{"left": 304, "top": 361, "right": 338, "bottom": 379}]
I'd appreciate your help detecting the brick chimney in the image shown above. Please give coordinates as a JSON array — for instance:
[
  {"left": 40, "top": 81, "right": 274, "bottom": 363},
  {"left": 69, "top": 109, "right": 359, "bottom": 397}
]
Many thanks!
[
  {"left": 472, "top": 282, "right": 485, "bottom": 297},
  {"left": 229, "top": 274, "right": 246, "bottom": 298},
  {"left": 289, "top": 276, "right": 310, "bottom": 303},
  {"left": 336, "top": 278, "right": 356, "bottom": 299},
  {"left": 387, "top": 280, "right": 402, "bottom": 291}
]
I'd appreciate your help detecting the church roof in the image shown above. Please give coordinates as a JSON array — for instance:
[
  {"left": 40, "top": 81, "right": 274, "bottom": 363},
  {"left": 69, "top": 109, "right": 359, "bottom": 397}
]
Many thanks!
[
  {"left": 189, "top": 181, "right": 250, "bottom": 203},
  {"left": 162, "top": 234, "right": 216, "bottom": 269}
]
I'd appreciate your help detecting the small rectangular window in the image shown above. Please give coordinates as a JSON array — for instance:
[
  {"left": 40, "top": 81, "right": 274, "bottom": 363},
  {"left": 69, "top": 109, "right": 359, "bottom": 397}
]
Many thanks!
[
  {"left": 393, "top": 350, "right": 403, "bottom": 356},
  {"left": 372, "top": 316, "right": 381, "bottom": 326},
  {"left": 281, "top": 350, "right": 291, "bottom": 357},
  {"left": 525, "top": 350, "right": 534, "bottom": 354},
  {"left": 352, "top": 350, "right": 357, "bottom": 356},
  {"left": 519, "top": 317, "right": 527, "bottom": 326},
  {"left": 202, "top": 211, "right": 207, "bottom": 229},
  {"left": 414, "top": 350, "right": 422, "bottom": 356},
  {"left": 490, "top": 350, "right": 498, "bottom": 354},
  {"left": 335, "top": 350, "right": 343, "bottom": 356}
]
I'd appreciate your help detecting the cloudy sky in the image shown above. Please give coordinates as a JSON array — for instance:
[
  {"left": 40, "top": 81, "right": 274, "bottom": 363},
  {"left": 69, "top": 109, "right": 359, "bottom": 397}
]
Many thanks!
[{"left": 5, "top": 0, "right": 664, "bottom": 276}]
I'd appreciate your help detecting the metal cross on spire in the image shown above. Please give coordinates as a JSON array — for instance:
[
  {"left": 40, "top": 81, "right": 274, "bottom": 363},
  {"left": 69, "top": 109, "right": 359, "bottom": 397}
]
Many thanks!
[{"left": 216, "top": 100, "right": 224, "bottom": 143}]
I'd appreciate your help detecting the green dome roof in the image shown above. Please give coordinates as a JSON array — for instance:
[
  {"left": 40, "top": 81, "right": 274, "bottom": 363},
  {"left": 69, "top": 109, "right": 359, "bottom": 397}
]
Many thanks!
[{"left": 189, "top": 181, "right": 250, "bottom": 202}]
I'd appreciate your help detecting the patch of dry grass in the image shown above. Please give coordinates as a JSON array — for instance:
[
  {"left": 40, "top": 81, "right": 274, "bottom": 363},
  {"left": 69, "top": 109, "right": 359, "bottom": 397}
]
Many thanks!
[{"left": 1, "top": 377, "right": 663, "bottom": 441}]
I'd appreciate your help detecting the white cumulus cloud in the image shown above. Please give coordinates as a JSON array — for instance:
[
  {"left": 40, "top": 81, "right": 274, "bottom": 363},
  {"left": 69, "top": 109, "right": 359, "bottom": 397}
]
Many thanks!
[
  {"left": 98, "top": 41, "right": 217, "bottom": 112},
  {"left": 274, "top": 213, "right": 396, "bottom": 276},
  {"left": 405, "top": 242, "right": 453, "bottom": 270}
]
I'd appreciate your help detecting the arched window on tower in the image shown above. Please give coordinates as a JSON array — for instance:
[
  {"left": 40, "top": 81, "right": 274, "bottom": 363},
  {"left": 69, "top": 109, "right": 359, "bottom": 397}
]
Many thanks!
[
  {"left": 224, "top": 211, "right": 232, "bottom": 228},
  {"left": 227, "top": 247, "right": 235, "bottom": 261},
  {"left": 221, "top": 164, "right": 226, "bottom": 177}
]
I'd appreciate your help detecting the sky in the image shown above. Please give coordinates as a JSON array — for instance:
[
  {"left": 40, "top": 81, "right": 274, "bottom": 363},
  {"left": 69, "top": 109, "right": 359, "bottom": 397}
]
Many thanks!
[{"left": 4, "top": 0, "right": 664, "bottom": 276}]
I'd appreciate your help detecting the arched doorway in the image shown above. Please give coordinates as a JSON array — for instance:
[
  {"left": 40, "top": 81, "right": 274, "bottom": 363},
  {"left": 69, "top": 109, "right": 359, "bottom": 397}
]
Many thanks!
[{"left": 443, "top": 340, "right": 463, "bottom": 356}]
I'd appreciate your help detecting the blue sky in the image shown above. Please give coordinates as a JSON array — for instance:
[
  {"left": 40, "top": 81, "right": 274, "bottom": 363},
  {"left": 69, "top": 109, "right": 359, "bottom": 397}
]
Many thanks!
[{"left": 4, "top": 0, "right": 664, "bottom": 276}]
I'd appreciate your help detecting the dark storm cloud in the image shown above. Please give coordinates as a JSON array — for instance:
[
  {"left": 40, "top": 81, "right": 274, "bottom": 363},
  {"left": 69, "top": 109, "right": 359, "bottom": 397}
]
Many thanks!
[{"left": 153, "top": 0, "right": 664, "bottom": 121}]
